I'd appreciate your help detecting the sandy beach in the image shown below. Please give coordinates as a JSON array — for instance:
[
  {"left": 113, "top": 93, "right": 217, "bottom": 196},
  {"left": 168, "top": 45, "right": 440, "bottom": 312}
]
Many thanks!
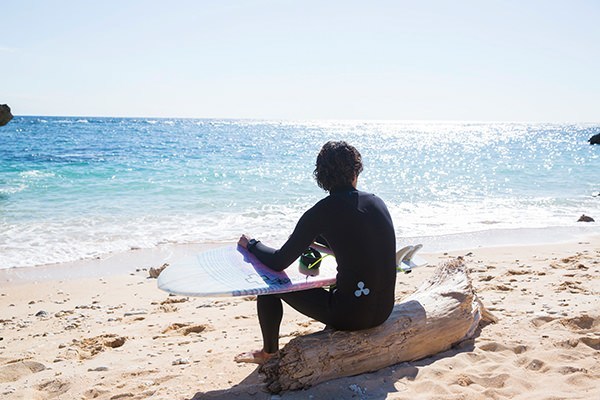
[{"left": 1, "top": 237, "right": 599, "bottom": 400}]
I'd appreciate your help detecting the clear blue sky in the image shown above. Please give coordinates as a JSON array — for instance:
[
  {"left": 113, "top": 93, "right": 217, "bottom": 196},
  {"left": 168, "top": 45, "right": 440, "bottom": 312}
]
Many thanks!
[{"left": 2, "top": 0, "right": 599, "bottom": 121}]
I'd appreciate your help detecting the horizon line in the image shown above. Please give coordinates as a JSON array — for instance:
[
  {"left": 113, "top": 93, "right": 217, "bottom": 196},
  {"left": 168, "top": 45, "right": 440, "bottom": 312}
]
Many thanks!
[{"left": 8, "top": 114, "right": 600, "bottom": 125}]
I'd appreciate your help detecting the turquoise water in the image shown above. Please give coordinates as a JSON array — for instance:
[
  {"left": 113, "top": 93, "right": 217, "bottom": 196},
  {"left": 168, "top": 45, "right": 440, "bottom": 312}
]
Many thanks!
[{"left": 1, "top": 117, "right": 599, "bottom": 269}]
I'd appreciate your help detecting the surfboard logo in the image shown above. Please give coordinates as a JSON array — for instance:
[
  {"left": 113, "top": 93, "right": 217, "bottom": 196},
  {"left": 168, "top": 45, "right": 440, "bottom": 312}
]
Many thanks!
[{"left": 354, "top": 281, "right": 370, "bottom": 297}]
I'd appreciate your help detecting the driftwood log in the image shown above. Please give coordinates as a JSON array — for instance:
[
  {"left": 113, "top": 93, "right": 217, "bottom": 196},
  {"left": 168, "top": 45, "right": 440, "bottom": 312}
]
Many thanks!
[{"left": 261, "top": 258, "right": 497, "bottom": 393}]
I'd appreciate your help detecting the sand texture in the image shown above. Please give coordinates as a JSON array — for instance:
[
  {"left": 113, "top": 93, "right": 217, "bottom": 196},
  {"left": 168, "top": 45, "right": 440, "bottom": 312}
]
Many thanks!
[{"left": 1, "top": 239, "right": 599, "bottom": 399}]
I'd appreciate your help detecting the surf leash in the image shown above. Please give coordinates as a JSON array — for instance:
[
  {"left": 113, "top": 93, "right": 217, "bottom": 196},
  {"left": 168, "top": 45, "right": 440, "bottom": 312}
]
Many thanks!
[{"left": 299, "top": 247, "right": 332, "bottom": 276}]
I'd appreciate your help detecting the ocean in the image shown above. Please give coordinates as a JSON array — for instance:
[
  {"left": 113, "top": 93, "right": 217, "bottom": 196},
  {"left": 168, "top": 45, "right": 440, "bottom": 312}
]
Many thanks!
[{"left": 1, "top": 117, "right": 598, "bottom": 270}]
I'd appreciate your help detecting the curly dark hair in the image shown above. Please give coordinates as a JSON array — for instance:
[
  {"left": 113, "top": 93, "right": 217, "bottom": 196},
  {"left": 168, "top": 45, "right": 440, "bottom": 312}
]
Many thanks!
[{"left": 313, "top": 141, "right": 363, "bottom": 191}]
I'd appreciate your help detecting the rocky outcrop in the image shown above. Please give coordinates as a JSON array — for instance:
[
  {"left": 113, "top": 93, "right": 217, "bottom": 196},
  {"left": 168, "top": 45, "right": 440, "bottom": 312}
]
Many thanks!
[
  {"left": 0, "top": 104, "right": 13, "bottom": 126},
  {"left": 577, "top": 214, "right": 595, "bottom": 222},
  {"left": 589, "top": 133, "right": 600, "bottom": 145}
]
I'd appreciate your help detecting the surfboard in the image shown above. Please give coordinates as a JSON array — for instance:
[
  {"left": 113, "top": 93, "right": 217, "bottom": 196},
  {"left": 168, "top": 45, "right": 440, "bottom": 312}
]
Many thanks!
[
  {"left": 157, "top": 245, "right": 337, "bottom": 297},
  {"left": 157, "top": 244, "right": 427, "bottom": 298}
]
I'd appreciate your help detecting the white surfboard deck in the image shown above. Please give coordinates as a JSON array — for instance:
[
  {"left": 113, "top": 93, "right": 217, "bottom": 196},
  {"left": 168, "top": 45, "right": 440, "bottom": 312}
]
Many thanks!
[{"left": 157, "top": 245, "right": 427, "bottom": 297}]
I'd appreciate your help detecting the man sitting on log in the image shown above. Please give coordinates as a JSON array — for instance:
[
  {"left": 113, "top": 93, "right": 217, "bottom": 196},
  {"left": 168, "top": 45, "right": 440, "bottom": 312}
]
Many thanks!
[{"left": 237, "top": 141, "right": 397, "bottom": 364}]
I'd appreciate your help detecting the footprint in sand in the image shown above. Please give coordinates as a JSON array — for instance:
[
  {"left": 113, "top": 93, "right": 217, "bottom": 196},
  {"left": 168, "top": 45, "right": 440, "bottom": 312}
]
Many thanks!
[
  {"left": 557, "top": 336, "right": 600, "bottom": 350},
  {"left": 65, "top": 334, "right": 127, "bottom": 360},
  {"left": 579, "top": 336, "right": 600, "bottom": 350},
  {"left": 530, "top": 315, "right": 557, "bottom": 328},
  {"left": 478, "top": 342, "right": 510, "bottom": 352},
  {"left": 163, "top": 322, "right": 209, "bottom": 336},
  {"left": 83, "top": 387, "right": 110, "bottom": 399},
  {"left": 559, "top": 314, "right": 598, "bottom": 331},
  {"left": 0, "top": 360, "right": 46, "bottom": 383},
  {"left": 555, "top": 338, "right": 581, "bottom": 348},
  {"left": 549, "top": 315, "right": 600, "bottom": 350},
  {"left": 514, "top": 355, "right": 550, "bottom": 373},
  {"left": 478, "top": 341, "right": 528, "bottom": 355},
  {"left": 524, "top": 359, "right": 547, "bottom": 372},
  {"left": 36, "top": 379, "right": 71, "bottom": 397},
  {"left": 455, "top": 373, "right": 511, "bottom": 389}
]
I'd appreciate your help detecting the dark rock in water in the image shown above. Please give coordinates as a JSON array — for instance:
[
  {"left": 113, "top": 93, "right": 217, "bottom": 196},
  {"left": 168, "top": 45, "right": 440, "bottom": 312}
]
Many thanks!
[
  {"left": 577, "top": 214, "right": 595, "bottom": 222},
  {"left": 0, "top": 104, "right": 13, "bottom": 126},
  {"left": 589, "top": 133, "right": 600, "bottom": 145}
]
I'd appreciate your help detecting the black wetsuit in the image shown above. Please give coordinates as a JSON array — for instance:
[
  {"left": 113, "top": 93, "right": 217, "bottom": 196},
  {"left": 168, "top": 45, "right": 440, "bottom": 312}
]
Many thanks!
[{"left": 248, "top": 187, "right": 396, "bottom": 353}]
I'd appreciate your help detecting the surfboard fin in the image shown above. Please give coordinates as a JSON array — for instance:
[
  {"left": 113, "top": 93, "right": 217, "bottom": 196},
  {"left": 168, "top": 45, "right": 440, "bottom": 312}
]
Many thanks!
[
  {"left": 404, "top": 244, "right": 423, "bottom": 262},
  {"left": 396, "top": 244, "right": 424, "bottom": 273},
  {"left": 396, "top": 245, "right": 413, "bottom": 273}
]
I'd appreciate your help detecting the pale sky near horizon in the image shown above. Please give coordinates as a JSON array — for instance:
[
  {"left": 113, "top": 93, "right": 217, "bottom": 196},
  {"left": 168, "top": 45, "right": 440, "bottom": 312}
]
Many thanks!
[{"left": 2, "top": 1, "right": 599, "bottom": 121}]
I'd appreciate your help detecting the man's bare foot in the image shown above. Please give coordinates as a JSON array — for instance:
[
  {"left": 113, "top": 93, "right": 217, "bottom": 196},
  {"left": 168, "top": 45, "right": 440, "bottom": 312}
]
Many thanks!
[{"left": 234, "top": 349, "right": 278, "bottom": 365}]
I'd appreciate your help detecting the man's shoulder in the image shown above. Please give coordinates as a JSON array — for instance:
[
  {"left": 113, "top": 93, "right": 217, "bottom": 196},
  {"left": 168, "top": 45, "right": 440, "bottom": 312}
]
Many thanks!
[{"left": 357, "top": 190, "right": 385, "bottom": 202}]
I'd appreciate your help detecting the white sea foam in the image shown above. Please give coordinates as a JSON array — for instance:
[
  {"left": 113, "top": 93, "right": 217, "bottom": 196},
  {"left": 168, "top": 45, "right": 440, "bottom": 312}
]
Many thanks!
[
  {"left": 1, "top": 197, "right": 598, "bottom": 269},
  {"left": 19, "top": 170, "right": 55, "bottom": 179},
  {"left": 0, "top": 210, "right": 293, "bottom": 269},
  {"left": 0, "top": 184, "right": 27, "bottom": 196}
]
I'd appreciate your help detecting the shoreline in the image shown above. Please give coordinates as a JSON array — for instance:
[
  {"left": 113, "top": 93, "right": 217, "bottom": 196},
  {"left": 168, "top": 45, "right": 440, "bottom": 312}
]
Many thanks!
[
  {"left": 1, "top": 225, "right": 598, "bottom": 285},
  {"left": 0, "top": 237, "right": 598, "bottom": 399},
  {"left": 405, "top": 224, "right": 600, "bottom": 253},
  {"left": 0, "top": 242, "right": 224, "bottom": 285}
]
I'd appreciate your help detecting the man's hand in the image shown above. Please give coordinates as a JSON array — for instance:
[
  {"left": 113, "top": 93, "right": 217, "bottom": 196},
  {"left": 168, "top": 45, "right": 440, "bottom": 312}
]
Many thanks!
[{"left": 238, "top": 234, "right": 251, "bottom": 249}]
